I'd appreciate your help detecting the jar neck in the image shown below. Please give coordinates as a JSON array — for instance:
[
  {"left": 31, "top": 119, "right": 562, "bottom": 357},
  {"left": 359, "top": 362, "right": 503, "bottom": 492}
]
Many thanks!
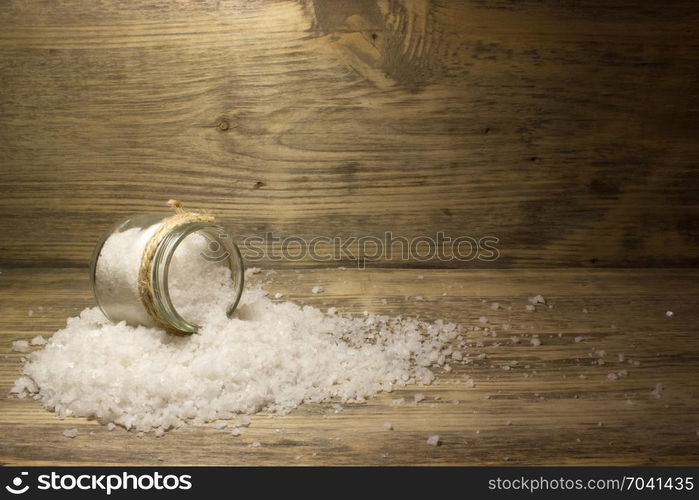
[{"left": 149, "top": 221, "right": 245, "bottom": 334}]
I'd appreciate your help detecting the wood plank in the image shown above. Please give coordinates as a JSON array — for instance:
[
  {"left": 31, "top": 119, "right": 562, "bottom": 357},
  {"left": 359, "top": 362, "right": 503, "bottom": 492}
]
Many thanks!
[
  {"left": 1, "top": 267, "right": 698, "bottom": 465},
  {"left": 1, "top": 0, "right": 698, "bottom": 268}
]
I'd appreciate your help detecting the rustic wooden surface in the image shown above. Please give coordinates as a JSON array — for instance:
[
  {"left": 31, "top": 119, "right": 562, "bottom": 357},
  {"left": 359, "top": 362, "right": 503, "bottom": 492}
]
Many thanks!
[
  {"left": 1, "top": 0, "right": 698, "bottom": 268},
  {"left": 1, "top": 267, "right": 698, "bottom": 465}
]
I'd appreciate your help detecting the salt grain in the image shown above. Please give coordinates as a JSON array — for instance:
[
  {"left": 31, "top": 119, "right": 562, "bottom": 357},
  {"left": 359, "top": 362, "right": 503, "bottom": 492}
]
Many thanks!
[
  {"left": 665, "top": 311, "right": 674, "bottom": 317},
  {"left": 63, "top": 428, "right": 78, "bottom": 438},
  {"left": 11, "top": 340, "right": 29, "bottom": 353},
  {"left": 383, "top": 422, "right": 393, "bottom": 431},
  {"left": 525, "top": 305, "right": 535, "bottom": 312},
  {"left": 528, "top": 295, "right": 545, "bottom": 305},
  {"left": 107, "top": 423, "right": 116, "bottom": 431},
  {"left": 30, "top": 336, "right": 47, "bottom": 346},
  {"left": 311, "top": 286, "right": 324, "bottom": 294},
  {"left": 426, "top": 435, "right": 440, "bottom": 446},
  {"left": 414, "top": 393, "right": 425, "bottom": 404},
  {"left": 10, "top": 376, "right": 37, "bottom": 397},
  {"left": 230, "top": 428, "right": 241, "bottom": 436},
  {"left": 235, "top": 416, "right": 252, "bottom": 428},
  {"left": 651, "top": 383, "right": 664, "bottom": 399}
]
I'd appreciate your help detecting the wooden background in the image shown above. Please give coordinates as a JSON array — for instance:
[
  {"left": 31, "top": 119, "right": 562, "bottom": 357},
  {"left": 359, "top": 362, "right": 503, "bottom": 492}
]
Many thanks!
[
  {"left": 1, "top": 0, "right": 698, "bottom": 466},
  {"left": 1, "top": 0, "right": 698, "bottom": 268}
]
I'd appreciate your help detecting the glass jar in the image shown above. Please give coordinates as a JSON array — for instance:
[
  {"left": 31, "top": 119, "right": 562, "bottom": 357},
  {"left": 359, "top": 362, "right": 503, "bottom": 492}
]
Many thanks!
[{"left": 89, "top": 211, "right": 244, "bottom": 334}]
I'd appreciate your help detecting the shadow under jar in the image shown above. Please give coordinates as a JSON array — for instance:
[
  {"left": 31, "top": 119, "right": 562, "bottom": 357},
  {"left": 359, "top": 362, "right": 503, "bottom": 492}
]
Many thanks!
[{"left": 89, "top": 214, "right": 244, "bottom": 334}]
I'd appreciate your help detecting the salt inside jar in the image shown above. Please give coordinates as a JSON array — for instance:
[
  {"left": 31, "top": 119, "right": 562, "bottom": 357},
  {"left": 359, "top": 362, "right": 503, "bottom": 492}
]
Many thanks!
[{"left": 89, "top": 200, "right": 244, "bottom": 334}]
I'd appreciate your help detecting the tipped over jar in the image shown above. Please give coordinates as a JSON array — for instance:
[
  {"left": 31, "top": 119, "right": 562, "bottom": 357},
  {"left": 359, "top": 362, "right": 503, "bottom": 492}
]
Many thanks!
[{"left": 89, "top": 201, "right": 245, "bottom": 334}]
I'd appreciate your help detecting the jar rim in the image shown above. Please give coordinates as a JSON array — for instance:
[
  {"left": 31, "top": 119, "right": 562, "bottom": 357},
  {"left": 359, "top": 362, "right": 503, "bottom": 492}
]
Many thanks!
[{"left": 150, "top": 221, "right": 245, "bottom": 334}]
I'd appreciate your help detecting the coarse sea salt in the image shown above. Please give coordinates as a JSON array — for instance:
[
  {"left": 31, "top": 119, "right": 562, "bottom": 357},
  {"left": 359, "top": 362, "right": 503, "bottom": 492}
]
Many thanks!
[
  {"left": 30, "top": 335, "right": 46, "bottom": 346},
  {"left": 63, "top": 428, "right": 78, "bottom": 439},
  {"left": 11, "top": 340, "right": 29, "bottom": 353},
  {"left": 12, "top": 235, "right": 460, "bottom": 434},
  {"left": 528, "top": 295, "right": 545, "bottom": 305}
]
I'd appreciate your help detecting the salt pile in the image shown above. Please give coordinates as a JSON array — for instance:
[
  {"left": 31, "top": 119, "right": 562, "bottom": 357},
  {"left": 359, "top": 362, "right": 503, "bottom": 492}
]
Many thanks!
[{"left": 11, "top": 232, "right": 459, "bottom": 433}]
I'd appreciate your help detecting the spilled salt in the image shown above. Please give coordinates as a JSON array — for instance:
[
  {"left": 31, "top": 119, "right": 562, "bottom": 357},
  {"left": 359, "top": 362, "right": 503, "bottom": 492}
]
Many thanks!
[
  {"left": 13, "top": 235, "right": 460, "bottom": 434},
  {"left": 651, "top": 383, "right": 664, "bottom": 399},
  {"left": 63, "top": 428, "right": 78, "bottom": 438},
  {"left": 11, "top": 340, "right": 29, "bottom": 353},
  {"left": 528, "top": 295, "right": 545, "bottom": 305}
]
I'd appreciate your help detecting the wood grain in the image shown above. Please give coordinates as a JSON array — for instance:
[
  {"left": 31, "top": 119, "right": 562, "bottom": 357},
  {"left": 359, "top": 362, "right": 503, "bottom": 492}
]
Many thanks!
[
  {"left": 1, "top": 0, "right": 698, "bottom": 268},
  {"left": 1, "top": 267, "right": 698, "bottom": 465}
]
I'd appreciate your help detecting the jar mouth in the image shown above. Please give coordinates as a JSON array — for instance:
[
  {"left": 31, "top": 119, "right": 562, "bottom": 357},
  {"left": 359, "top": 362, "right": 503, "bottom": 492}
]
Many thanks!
[{"left": 150, "top": 221, "right": 245, "bottom": 334}]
